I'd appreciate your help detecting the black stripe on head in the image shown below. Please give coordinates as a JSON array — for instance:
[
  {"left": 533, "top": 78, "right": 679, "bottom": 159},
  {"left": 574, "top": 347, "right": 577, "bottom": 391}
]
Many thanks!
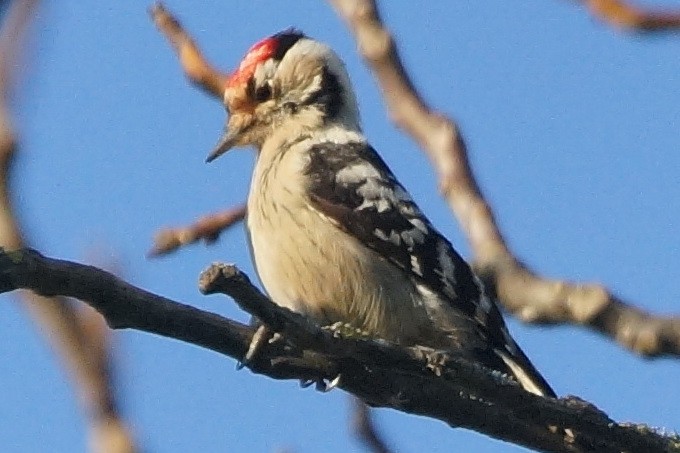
[
  {"left": 301, "top": 66, "right": 343, "bottom": 120},
  {"left": 271, "top": 29, "right": 305, "bottom": 61}
]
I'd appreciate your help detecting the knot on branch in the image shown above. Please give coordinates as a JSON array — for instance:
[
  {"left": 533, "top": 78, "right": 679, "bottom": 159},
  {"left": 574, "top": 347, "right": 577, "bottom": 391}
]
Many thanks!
[{"left": 199, "top": 262, "right": 249, "bottom": 295}]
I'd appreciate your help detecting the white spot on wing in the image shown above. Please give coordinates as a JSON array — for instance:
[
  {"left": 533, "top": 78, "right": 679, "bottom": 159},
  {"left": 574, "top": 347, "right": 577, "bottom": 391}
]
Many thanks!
[
  {"left": 373, "top": 228, "right": 388, "bottom": 241},
  {"left": 373, "top": 228, "right": 401, "bottom": 246},
  {"left": 336, "top": 162, "right": 382, "bottom": 183},
  {"left": 434, "top": 241, "right": 456, "bottom": 282},
  {"left": 501, "top": 327, "right": 518, "bottom": 355},
  {"left": 415, "top": 283, "right": 444, "bottom": 312},
  {"left": 400, "top": 203, "right": 423, "bottom": 217},
  {"left": 494, "top": 348, "right": 546, "bottom": 396},
  {"left": 411, "top": 255, "right": 423, "bottom": 276},
  {"left": 473, "top": 275, "right": 493, "bottom": 314},
  {"left": 410, "top": 218, "right": 428, "bottom": 234},
  {"left": 354, "top": 178, "right": 392, "bottom": 213},
  {"left": 432, "top": 240, "right": 457, "bottom": 298},
  {"left": 407, "top": 226, "right": 425, "bottom": 243},
  {"left": 479, "top": 294, "right": 493, "bottom": 313},
  {"left": 393, "top": 185, "right": 412, "bottom": 202},
  {"left": 387, "top": 230, "right": 401, "bottom": 245}
]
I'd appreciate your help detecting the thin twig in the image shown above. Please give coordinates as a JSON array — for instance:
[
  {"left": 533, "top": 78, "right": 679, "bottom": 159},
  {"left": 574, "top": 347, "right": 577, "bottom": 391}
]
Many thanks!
[
  {"left": 148, "top": 204, "right": 246, "bottom": 257},
  {"left": 149, "top": 2, "right": 228, "bottom": 99},
  {"left": 581, "top": 0, "right": 680, "bottom": 32},
  {"left": 328, "top": 0, "right": 680, "bottom": 358}
]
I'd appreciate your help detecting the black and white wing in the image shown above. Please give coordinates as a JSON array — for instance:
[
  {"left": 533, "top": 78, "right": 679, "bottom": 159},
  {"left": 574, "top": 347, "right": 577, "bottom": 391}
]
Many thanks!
[{"left": 303, "top": 140, "right": 555, "bottom": 397}]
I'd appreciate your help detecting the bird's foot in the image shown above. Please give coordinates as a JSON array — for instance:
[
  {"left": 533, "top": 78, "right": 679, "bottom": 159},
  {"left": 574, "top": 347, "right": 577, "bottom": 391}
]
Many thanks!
[
  {"left": 300, "top": 374, "right": 342, "bottom": 392},
  {"left": 413, "top": 346, "right": 450, "bottom": 377},
  {"left": 236, "top": 325, "right": 282, "bottom": 370},
  {"left": 322, "top": 321, "right": 371, "bottom": 340}
]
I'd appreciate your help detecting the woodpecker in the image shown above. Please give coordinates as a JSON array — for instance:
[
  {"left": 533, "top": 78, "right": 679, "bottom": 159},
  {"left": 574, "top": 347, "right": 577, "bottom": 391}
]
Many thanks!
[{"left": 207, "top": 30, "right": 556, "bottom": 398}]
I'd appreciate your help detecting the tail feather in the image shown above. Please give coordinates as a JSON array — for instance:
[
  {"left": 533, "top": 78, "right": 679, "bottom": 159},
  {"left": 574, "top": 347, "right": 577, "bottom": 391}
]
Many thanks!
[{"left": 494, "top": 347, "right": 556, "bottom": 398}]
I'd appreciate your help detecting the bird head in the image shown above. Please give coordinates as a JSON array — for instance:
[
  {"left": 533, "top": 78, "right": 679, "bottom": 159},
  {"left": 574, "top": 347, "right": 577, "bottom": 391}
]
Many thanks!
[{"left": 207, "top": 30, "right": 360, "bottom": 162}]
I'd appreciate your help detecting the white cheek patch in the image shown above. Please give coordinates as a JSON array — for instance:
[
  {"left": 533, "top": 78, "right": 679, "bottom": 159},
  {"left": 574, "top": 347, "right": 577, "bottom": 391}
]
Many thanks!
[
  {"left": 278, "top": 38, "right": 361, "bottom": 128},
  {"left": 305, "top": 73, "right": 323, "bottom": 98}
]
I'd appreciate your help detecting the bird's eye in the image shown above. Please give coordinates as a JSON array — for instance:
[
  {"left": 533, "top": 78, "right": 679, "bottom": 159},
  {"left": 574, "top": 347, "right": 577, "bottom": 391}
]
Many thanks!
[{"left": 254, "top": 83, "right": 272, "bottom": 102}]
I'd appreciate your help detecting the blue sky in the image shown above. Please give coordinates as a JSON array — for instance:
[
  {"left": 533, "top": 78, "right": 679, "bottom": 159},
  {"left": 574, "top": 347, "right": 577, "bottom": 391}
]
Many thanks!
[{"left": 1, "top": 1, "right": 679, "bottom": 452}]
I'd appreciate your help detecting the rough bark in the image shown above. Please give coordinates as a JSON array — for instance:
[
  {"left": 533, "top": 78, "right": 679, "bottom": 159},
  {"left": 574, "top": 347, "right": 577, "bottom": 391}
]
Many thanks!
[{"left": 1, "top": 248, "right": 677, "bottom": 453}]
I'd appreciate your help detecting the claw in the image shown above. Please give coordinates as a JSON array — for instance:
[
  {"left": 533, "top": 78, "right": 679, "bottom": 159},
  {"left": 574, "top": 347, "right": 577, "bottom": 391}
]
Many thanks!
[
  {"left": 313, "top": 374, "right": 342, "bottom": 392},
  {"left": 268, "top": 332, "right": 283, "bottom": 344},
  {"left": 325, "top": 374, "right": 342, "bottom": 392},
  {"left": 300, "top": 379, "right": 315, "bottom": 388},
  {"left": 322, "top": 322, "right": 370, "bottom": 339},
  {"left": 237, "top": 324, "right": 270, "bottom": 369}
]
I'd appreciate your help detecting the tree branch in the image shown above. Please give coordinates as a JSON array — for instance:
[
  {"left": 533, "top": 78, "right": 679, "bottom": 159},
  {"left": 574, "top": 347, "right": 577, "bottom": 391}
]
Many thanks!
[
  {"left": 148, "top": 204, "right": 246, "bottom": 257},
  {"left": 149, "top": 2, "right": 228, "bottom": 99},
  {"left": 327, "top": 0, "right": 680, "bottom": 358},
  {"left": 1, "top": 248, "right": 678, "bottom": 453},
  {"left": 580, "top": 0, "right": 680, "bottom": 32}
]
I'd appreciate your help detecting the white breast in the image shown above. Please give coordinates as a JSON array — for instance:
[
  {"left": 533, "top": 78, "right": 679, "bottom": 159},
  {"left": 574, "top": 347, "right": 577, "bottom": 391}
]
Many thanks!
[{"left": 245, "top": 140, "right": 430, "bottom": 343}]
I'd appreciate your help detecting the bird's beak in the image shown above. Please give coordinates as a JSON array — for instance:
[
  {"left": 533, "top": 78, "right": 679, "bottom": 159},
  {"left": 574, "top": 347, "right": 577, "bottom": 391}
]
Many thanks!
[
  {"left": 206, "top": 111, "right": 255, "bottom": 163},
  {"left": 205, "top": 126, "right": 240, "bottom": 163},
  {"left": 206, "top": 85, "right": 254, "bottom": 163}
]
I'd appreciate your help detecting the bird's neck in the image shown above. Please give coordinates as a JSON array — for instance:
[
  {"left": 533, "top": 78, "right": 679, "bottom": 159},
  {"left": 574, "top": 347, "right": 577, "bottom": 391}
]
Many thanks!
[{"left": 259, "top": 114, "right": 363, "bottom": 160}]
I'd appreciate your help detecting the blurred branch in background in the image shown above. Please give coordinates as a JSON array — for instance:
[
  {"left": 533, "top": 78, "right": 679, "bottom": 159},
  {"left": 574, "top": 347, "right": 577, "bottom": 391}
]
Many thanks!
[
  {"left": 150, "top": 2, "right": 227, "bottom": 98},
  {"left": 580, "top": 0, "right": 680, "bottom": 32},
  {"left": 148, "top": 204, "right": 246, "bottom": 257},
  {"left": 328, "top": 0, "right": 680, "bottom": 358},
  {"left": 350, "top": 398, "right": 393, "bottom": 453},
  {"left": 0, "top": 1, "right": 137, "bottom": 452}
]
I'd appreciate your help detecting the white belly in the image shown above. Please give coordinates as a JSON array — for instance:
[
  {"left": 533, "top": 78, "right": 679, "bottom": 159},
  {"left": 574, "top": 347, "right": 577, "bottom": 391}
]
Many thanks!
[
  {"left": 246, "top": 187, "right": 430, "bottom": 344},
  {"left": 244, "top": 139, "right": 435, "bottom": 344}
]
